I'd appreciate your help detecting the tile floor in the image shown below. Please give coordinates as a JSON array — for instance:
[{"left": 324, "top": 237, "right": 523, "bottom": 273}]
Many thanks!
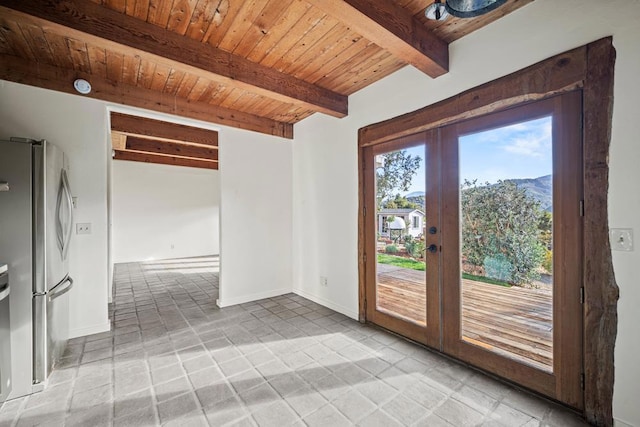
[{"left": 0, "top": 256, "right": 589, "bottom": 426}]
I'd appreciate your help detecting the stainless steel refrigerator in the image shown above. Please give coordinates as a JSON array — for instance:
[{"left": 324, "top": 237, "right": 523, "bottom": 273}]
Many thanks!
[{"left": 0, "top": 138, "right": 74, "bottom": 398}]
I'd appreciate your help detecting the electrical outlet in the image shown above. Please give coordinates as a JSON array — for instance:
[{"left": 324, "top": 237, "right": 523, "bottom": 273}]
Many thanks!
[
  {"left": 610, "top": 228, "right": 633, "bottom": 251},
  {"left": 320, "top": 276, "right": 328, "bottom": 287},
  {"left": 76, "top": 223, "right": 91, "bottom": 235}
]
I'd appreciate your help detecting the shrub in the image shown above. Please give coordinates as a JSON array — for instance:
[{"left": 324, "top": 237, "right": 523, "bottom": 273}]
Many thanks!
[
  {"left": 404, "top": 239, "right": 416, "bottom": 256},
  {"left": 484, "top": 254, "right": 514, "bottom": 283},
  {"left": 404, "top": 239, "right": 426, "bottom": 259},
  {"left": 461, "top": 179, "right": 546, "bottom": 285},
  {"left": 385, "top": 245, "right": 398, "bottom": 254}
]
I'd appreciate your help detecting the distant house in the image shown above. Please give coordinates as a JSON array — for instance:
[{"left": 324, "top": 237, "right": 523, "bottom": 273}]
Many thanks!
[{"left": 377, "top": 208, "right": 425, "bottom": 238}]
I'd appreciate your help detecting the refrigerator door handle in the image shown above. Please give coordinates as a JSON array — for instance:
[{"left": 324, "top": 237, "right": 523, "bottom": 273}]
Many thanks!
[
  {"left": 55, "top": 175, "right": 65, "bottom": 255},
  {"left": 33, "top": 274, "right": 73, "bottom": 298},
  {"left": 58, "top": 169, "right": 73, "bottom": 260},
  {"left": 0, "top": 283, "right": 8, "bottom": 302},
  {"left": 48, "top": 275, "right": 73, "bottom": 301},
  {"left": 0, "top": 271, "right": 7, "bottom": 302}
]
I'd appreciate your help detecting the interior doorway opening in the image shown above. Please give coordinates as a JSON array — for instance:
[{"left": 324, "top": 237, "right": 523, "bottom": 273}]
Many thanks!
[{"left": 106, "top": 112, "right": 221, "bottom": 305}]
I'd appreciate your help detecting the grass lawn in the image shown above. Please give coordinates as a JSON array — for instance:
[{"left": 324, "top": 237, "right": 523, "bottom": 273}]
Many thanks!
[
  {"left": 377, "top": 254, "right": 425, "bottom": 271},
  {"left": 377, "top": 253, "right": 511, "bottom": 287}
]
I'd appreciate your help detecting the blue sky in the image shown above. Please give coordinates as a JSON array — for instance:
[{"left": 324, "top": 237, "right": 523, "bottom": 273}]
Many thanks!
[{"left": 402, "top": 116, "right": 553, "bottom": 194}]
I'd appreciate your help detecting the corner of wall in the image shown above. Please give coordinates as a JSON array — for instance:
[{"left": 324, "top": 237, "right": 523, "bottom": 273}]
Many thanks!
[{"left": 68, "top": 322, "right": 111, "bottom": 340}]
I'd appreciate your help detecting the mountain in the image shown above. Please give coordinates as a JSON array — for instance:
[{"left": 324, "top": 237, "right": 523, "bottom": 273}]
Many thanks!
[
  {"left": 405, "top": 191, "right": 424, "bottom": 199},
  {"left": 404, "top": 175, "right": 553, "bottom": 211},
  {"left": 508, "top": 175, "right": 552, "bottom": 212},
  {"left": 405, "top": 191, "right": 425, "bottom": 208}
]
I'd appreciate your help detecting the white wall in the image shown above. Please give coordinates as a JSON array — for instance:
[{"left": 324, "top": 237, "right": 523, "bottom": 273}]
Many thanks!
[
  {"left": 292, "top": 1, "right": 640, "bottom": 425},
  {"left": 217, "top": 129, "right": 293, "bottom": 307},
  {"left": 111, "top": 160, "right": 220, "bottom": 263},
  {"left": 0, "top": 81, "right": 110, "bottom": 342}
]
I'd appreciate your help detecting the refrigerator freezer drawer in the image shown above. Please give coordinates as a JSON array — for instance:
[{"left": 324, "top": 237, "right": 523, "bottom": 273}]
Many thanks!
[
  {"left": 32, "top": 275, "right": 73, "bottom": 385},
  {"left": 0, "top": 269, "right": 12, "bottom": 407}
]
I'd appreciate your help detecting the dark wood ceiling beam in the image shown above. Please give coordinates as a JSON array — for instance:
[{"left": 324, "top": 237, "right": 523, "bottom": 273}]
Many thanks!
[
  {"left": 111, "top": 113, "right": 219, "bottom": 147},
  {"left": 114, "top": 149, "right": 218, "bottom": 170},
  {"left": 0, "top": 1, "right": 348, "bottom": 118},
  {"left": 0, "top": 53, "right": 293, "bottom": 138},
  {"left": 306, "top": 0, "right": 448, "bottom": 78},
  {"left": 125, "top": 136, "right": 218, "bottom": 161}
]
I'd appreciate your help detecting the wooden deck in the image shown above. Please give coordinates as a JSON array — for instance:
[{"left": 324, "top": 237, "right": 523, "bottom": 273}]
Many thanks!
[{"left": 376, "top": 264, "right": 553, "bottom": 371}]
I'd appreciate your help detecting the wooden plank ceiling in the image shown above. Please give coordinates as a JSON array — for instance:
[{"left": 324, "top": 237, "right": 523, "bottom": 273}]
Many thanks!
[{"left": 0, "top": 0, "right": 533, "bottom": 140}]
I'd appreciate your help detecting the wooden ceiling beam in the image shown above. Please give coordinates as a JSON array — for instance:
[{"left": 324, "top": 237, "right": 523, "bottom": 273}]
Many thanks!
[
  {"left": 125, "top": 136, "right": 219, "bottom": 161},
  {"left": 306, "top": 0, "right": 449, "bottom": 78},
  {"left": 113, "top": 149, "right": 218, "bottom": 170},
  {"left": 111, "top": 113, "right": 219, "bottom": 147},
  {"left": 0, "top": 53, "right": 293, "bottom": 139},
  {"left": 0, "top": 0, "right": 348, "bottom": 118}
]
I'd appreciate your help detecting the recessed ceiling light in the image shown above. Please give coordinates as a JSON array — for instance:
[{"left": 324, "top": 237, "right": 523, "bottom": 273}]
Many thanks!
[{"left": 73, "top": 79, "right": 92, "bottom": 95}]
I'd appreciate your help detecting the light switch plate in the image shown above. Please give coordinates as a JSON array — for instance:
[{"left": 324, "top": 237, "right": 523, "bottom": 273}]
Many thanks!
[
  {"left": 76, "top": 223, "right": 91, "bottom": 235},
  {"left": 610, "top": 228, "right": 633, "bottom": 251}
]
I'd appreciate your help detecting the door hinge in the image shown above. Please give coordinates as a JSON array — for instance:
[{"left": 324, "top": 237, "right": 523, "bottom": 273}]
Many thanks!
[
  {"left": 363, "top": 253, "right": 367, "bottom": 264},
  {"left": 581, "top": 373, "right": 585, "bottom": 390},
  {"left": 363, "top": 206, "right": 366, "bottom": 217},
  {"left": 580, "top": 200, "right": 585, "bottom": 217},
  {"left": 580, "top": 286, "right": 585, "bottom": 304},
  {"left": 364, "top": 298, "right": 367, "bottom": 313}
]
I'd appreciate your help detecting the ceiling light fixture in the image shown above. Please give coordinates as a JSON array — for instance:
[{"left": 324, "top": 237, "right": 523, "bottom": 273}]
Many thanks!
[
  {"left": 445, "top": 0, "right": 508, "bottom": 18},
  {"left": 73, "top": 78, "right": 92, "bottom": 95},
  {"left": 425, "top": 0, "right": 507, "bottom": 20},
  {"left": 425, "top": 0, "right": 448, "bottom": 21}
]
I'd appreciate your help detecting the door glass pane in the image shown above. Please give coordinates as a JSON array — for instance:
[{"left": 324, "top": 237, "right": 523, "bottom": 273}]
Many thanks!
[
  {"left": 459, "top": 117, "right": 554, "bottom": 372},
  {"left": 375, "top": 145, "right": 427, "bottom": 326}
]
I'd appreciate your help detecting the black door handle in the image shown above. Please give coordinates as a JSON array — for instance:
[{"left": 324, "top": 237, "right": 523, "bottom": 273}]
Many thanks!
[{"left": 427, "top": 244, "right": 438, "bottom": 253}]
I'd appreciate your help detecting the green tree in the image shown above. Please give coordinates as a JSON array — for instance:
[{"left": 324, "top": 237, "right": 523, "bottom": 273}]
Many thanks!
[
  {"left": 383, "top": 194, "right": 420, "bottom": 209},
  {"left": 376, "top": 151, "right": 421, "bottom": 206},
  {"left": 461, "top": 179, "right": 545, "bottom": 285}
]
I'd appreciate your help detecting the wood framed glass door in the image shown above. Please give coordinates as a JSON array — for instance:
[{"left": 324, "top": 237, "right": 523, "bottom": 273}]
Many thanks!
[
  {"left": 362, "top": 92, "right": 584, "bottom": 408},
  {"left": 363, "top": 131, "right": 441, "bottom": 348},
  {"left": 440, "top": 92, "right": 584, "bottom": 408}
]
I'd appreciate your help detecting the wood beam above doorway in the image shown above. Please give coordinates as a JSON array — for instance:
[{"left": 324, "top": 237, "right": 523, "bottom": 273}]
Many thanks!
[
  {"left": 111, "top": 113, "right": 219, "bottom": 147},
  {"left": 125, "top": 136, "right": 218, "bottom": 161}
]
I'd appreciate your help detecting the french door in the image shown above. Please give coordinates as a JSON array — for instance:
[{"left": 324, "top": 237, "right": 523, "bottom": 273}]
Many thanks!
[
  {"left": 363, "top": 131, "right": 442, "bottom": 348},
  {"left": 362, "top": 92, "right": 584, "bottom": 408}
]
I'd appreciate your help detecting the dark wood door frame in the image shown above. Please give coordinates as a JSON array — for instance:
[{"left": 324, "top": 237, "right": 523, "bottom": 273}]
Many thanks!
[{"left": 358, "top": 37, "right": 617, "bottom": 426}]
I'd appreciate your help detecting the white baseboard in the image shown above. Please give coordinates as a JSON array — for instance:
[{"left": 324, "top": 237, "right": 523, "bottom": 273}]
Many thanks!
[
  {"left": 217, "top": 287, "right": 291, "bottom": 308},
  {"left": 68, "top": 322, "right": 111, "bottom": 339},
  {"left": 292, "top": 288, "right": 358, "bottom": 320},
  {"left": 614, "top": 418, "right": 634, "bottom": 427}
]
